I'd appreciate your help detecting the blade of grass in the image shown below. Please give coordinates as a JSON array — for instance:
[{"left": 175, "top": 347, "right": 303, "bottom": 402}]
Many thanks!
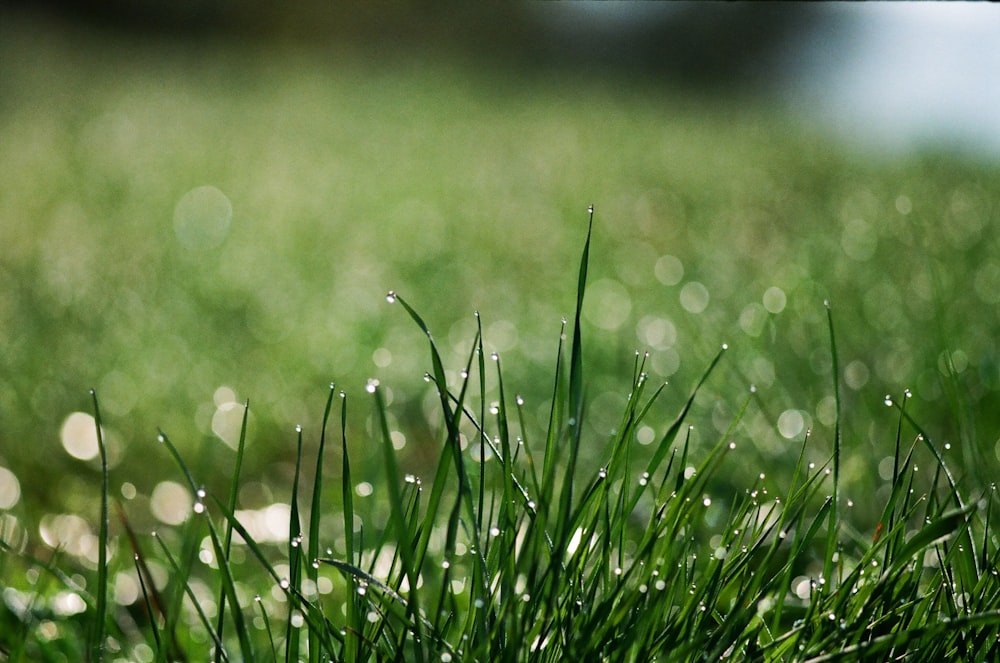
[
  {"left": 151, "top": 531, "right": 228, "bottom": 659},
  {"left": 371, "top": 382, "right": 425, "bottom": 663},
  {"left": 308, "top": 385, "right": 337, "bottom": 663},
  {"left": 823, "top": 302, "right": 841, "bottom": 589},
  {"left": 88, "top": 389, "right": 109, "bottom": 663},
  {"left": 215, "top": 400, "right": 250, "bottom": 663},
  {"left": 560, "top": 204, "right": 594, "bottom": 546},
  {"left": 153, "top": 431, "right": 205, "bottom": 663},
  {"left": 285, "top": 424, "right": 305, "bottom": 663}
]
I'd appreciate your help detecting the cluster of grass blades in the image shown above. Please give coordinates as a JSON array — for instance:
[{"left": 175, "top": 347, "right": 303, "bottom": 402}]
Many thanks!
[{"left": 3, "top": 206, "right": 1000, "bottom": 662}]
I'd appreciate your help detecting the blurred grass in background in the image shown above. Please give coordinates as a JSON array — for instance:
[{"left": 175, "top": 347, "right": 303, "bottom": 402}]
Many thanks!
[{"left": 1, "top": 7, "right": 999, "bottom": 552}]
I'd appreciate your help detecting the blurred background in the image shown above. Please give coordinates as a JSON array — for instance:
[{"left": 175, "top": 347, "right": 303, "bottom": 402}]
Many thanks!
[{"left": 2, "top": 0, "right": 999, "bottom": 568}]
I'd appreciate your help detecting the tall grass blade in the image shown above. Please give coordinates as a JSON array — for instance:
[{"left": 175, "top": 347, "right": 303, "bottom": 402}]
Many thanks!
[
  {"left": 561, "top": 205, "right": 594, "bottom": 540},
  {"left": 151, "top": 532, "right": 228, "bottom": 658},
  {"left": 372, "top": 383, "right": 425, "bottom": 662},
  {"left": 88, "top": 389, "right": 109, "bottom": 663},
  {"left": 823, "top": 302, "right": 841, "bottom": 587},
  {"left": 215, "top": 400, "right": 250, "bottom": 663},
  {"left": 307, "top": 384, "right": 337, "bottom": 663},
  {"left": 285, "top": 425, "right": 305, "bottom": 663}
]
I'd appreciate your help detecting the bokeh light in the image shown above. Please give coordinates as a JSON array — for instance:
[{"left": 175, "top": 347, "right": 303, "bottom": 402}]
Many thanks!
[
  {"left": 59, "top": 412, "right": 100, "bottom": 461},
  {"left": 173, "top": 185, "right": 232, "bottom": 251},
  {"left": 150, "top": 481, "right": 193, "bottom": 526},
  {"left": 0, "top": 466, "right": 20, "bottom": 509}
]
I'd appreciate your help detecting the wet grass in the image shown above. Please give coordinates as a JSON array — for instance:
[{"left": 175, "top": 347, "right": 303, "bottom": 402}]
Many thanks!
[
  {"left": 3, "top": 211, "right": 999, "bottom": 661},
  {"left": 2, "top": 11, "right": 1000, "bottom": 660}
]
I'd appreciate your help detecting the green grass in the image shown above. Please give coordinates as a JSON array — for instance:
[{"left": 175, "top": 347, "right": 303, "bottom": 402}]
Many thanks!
[
  {"left": 2, "top": 11, "right": 1000, "bottom": 661},
  {"left": 3, "top": 207, "right": 1000, "bottom": 661}
]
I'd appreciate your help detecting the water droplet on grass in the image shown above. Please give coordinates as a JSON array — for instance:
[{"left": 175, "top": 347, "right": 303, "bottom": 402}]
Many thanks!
[
  {"left": 385, "top": 291, "right": 396, "bottom": 303},
  {"left": 598, "top": 468, "right": 607, "bottom": 479},
  {"left": 366, "top": 379, "right": 379, "bottom": 394},
  {"left": 279, "top": 578, "right": 290, "bottom": 589}
]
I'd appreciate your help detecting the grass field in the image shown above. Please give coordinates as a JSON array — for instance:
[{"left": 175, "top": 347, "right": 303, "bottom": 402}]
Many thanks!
[{"left": 2, "top": 11, "right": 1000, "bottom": 661}]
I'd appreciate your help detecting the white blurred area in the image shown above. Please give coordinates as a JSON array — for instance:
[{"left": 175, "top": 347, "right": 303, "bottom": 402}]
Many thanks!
[
  {"left": 536, "top": 2, "right": 1000, "bottom": 158},
  {"left": 782, "top": 3, "right": 1000, "bottom": 157}
]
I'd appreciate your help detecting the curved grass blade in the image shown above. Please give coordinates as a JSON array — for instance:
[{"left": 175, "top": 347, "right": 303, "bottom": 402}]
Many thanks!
[
  {"left": 151, "top": 531, "right": 228, "bottom": 660},
  {"left": 823, "top": 302, "right": 842, "bottom": 588},
  {"left": 561, "top": 205, "right": 595, "bottom": 542}
]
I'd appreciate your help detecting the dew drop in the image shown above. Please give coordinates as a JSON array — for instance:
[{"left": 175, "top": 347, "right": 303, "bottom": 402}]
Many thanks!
[
  {"left": 884, "top": 395, "right": 893, "bottom": 407},
  {"left": 385, "top": 291, "right": 397, "bottom": 303},
  {"left": 279, "top": 578, "right": 290, "bottom": 590},
  {"left": 587, "top": 204, "right": 594, "bottom": 214},
  {"left": 366, "top": 378, "right": 380, "bottom": 394},
  {"left": 638, "top": 472, "right": 649, "bottom": 487},
  {"left": 156, "top": 434, "right": 165, "bottom": 444},
  {"left": 721, "top": 343, "right": 728, "bottom": 350},
  {"left": 490, "top": 526, "right": 501, "bottom": 537},
  {"left": 460, "top": 370, "right": 469, "bottom": 379},
  {"left": 728, "top": 441, "right": 736, "bottom": 450},
  {"left": 491, "top": 352, "right": 499, "bottom": 362},
  {"left": 193, "top": 502, "right": 205, "bottom": 514},
  {"left": 598, "top": 468, "right": 607, "bottom": 479}
]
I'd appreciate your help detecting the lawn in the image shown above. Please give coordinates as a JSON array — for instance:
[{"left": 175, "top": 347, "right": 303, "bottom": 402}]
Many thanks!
[{"left": 2, "top": 11, "right": 1000, "bottom": 661}]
